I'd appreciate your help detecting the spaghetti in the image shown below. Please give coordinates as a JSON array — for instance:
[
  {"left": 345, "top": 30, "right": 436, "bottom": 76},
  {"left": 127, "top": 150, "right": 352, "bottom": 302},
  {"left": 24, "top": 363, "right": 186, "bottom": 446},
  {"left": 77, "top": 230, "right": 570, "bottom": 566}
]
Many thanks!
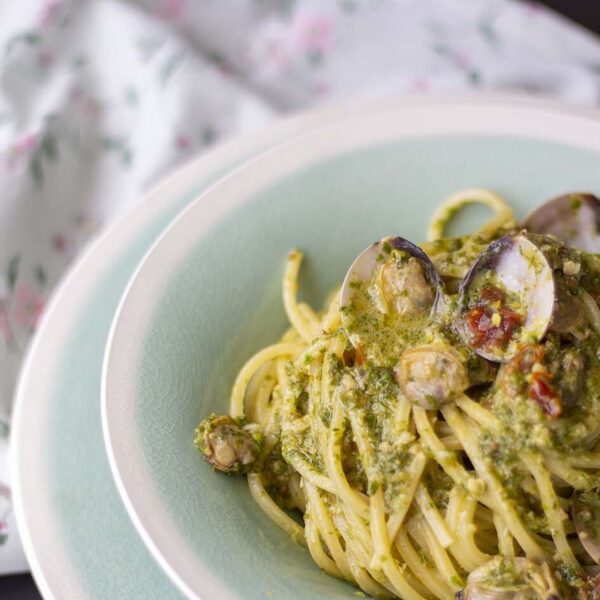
[{"left": 196, "top": 189, "right": 600, "bottom": 599}]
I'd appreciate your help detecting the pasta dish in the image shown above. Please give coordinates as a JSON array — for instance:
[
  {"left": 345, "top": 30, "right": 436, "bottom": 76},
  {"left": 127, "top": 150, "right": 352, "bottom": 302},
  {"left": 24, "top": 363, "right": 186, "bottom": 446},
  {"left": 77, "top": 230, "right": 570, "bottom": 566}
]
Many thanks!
[{"left": 195, "top": 189, "right": 600, "bottom": 600}]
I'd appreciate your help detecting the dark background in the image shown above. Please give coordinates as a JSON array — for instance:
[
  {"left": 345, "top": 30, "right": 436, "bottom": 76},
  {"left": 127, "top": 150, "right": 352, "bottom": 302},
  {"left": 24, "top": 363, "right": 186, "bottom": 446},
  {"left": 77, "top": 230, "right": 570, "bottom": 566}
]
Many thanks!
[
  {"left": 544, "top": 0, "right": 600, "bottom": 34},
  {"left": 2, "top": 1, "right": 599, "bottom": 599}
]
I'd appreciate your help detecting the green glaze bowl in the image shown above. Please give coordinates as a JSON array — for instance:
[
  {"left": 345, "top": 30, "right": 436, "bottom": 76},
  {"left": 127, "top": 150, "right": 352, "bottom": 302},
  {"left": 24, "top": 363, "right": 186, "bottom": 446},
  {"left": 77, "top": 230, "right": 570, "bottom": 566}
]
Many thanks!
[{"left": 102, "top": 101, "right": 600, "bottom": 600}]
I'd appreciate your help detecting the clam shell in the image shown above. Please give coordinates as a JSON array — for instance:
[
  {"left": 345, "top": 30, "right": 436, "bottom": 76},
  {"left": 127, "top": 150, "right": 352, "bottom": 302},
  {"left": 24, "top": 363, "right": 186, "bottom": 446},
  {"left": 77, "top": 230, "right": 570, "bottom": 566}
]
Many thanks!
[
  {"left": 522, "top": 193, "right": 600, "bottom": 253},
  {"left": 340, "top": 236, "right": 443, "bottom": 350},
  {"left": 457, "top": 234, "right": 555, "bottom": 362}
]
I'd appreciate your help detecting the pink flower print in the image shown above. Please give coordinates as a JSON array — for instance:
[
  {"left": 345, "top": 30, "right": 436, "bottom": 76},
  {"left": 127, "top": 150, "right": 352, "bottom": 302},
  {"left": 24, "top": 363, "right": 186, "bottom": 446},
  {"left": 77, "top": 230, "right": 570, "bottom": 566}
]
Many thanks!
[
  {"left": 38, "top": 0, "right": 62, "bottom": 28},
  {"left": 155, "top": 0, "right": 185, "bottom": 21},
  {"left": 453, "top": 51, "right": 470, "bottom": 71},
  {"left": 69, "top": 86, "right": 103, "bottom": 119},
  {"left": 37, "top": 50, "right": 54, "bottom": 69},
  {"left": 175, "top": 134, "right": 191, "bottom": 152},
  {"left": 294, "top": 13, "right": 335, "bottom": 58},
  {"left": 6, "top": 134, "right": 38, "bottom": 170},
  {"left": 265, "top": 40, "right": 290, "bottom": 72},
  {"left": 314, "top": 80, "right": 331, "bottom": 96},
  {"left": 15, "top": 134, "right": 38, "bottom": 155},
  {"left": 84, "top": 98, "right": 102, "bottom": 119},
  {"left": 524, "top": 1, "right": 544, "bottom": 16},
  {"left": 248, "top": 21, "right": 293, "bottom": 77},
  {"left": 69, "top": 85, "right": 84, "bottom": 102},
  {"left": 13, "top": 284, "right": 44, "bottom": 330},
  {"left": 51, "top": 234, "right": 68, "bottom": 253},
  {"left": 408, "top": 79, "right": 430, "bottom": 93},
  {"left": 0, "top": 306, "right": 12, "bottom": 346},
  {"left": 0, "top": 482, "right": 9, "bottom": 500}
]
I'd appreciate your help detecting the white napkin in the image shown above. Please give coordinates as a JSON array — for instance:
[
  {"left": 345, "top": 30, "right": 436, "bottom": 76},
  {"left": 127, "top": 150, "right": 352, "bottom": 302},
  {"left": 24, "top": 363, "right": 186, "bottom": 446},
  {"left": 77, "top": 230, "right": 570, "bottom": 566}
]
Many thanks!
[{"left": 0, "top": 0, "right": 599, "bottom": 576}]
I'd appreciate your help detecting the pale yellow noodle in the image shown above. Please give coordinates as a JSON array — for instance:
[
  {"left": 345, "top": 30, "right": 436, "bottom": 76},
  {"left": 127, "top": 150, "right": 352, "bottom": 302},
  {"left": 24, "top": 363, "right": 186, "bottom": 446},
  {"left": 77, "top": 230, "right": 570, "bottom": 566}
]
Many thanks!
[
  {"left": 326, "top": 398, "right": 370, "bottom": 519},
  {"left": 522, "top": 453, "right": 579, "bottom": 567},
  {"left": 406, "top": 516, "right": 462, "bottom": 592},
  {"left": 304, "top": 513, "right": 344, "bottom": 578},
  {"left": 414, "top": 484, "right": 454, "bottom": 548},
  {"left": 426, "top": 188, "right": 515, "bottom": 242},
  {"left": 456, "top": 394, "right": 501, "bottom": 434},
  {"left": 247, "top": 474, "right": 306, "bottom": 546},
  {"left": 230, "top": 342, "right": 303, "bottom": 417},
  {"left": 493, "top": 512, "right": 515, "bottom": 557},
  {"left": 543, "top": 455, "right": 593, "bottom": 490},
  {"left": 413, "top": 407, "right": 471, "bottom": 487},
  {"left": 283, "top": 250, "right": 316, "bottom": 342},
  {"left": 395, "top": 528, "right": 453, "bottom": 600},
  {"left": 369, "top": 489, "right": 428, "bottom": 600},
  {"left": 441, "top": 406, "right": 544, "bottom": 560},
  {"left": 445, "top": 487, "right": 481, "bottom": 573},
  {"left": 559, "top": 451, "right": 600, "bottom": 469},
  {"left": 386, "top": 450, "right": 427, "bottom": 542},
  {"left": 304, "top": 482, "right": 353, "bottom": 580}
]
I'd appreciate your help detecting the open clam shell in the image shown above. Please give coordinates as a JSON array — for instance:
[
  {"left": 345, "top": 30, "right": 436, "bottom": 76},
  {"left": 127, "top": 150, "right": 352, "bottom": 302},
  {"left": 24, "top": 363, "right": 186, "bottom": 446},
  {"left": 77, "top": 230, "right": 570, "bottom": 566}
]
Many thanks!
[
  {"left": 457, "top": 234, "right": 555, "bottom": 362},
  {"left": 522, "top": 193, "right": 600, "bottom": 253},
  {"left": 340, "top": 236, "right": 443, "bottom": 356}
]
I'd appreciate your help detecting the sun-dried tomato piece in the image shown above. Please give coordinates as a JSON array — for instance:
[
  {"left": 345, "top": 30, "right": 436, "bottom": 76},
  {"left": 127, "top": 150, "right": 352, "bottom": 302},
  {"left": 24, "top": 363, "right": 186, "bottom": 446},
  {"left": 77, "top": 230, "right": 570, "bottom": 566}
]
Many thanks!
[
  {"left": 342, "top": 346, "right": 365, "bottom": 367},
  {"left": 463, "top": 306, "right": 522, "bottom": 350},
  {"left": 508, "top": 344, "right": 545, "bottom": 374},
  {"left": 479, "top": 285, "right": 506, "bottom": 304},
  {"left": 501, "top": 344, "right": 563, "bottom": 418},
  {"left": 342, "top": 347, "right": 356, "bottom": 367},
  {"left": 530, "top": 373, "right": 562, "bottom": 418}
]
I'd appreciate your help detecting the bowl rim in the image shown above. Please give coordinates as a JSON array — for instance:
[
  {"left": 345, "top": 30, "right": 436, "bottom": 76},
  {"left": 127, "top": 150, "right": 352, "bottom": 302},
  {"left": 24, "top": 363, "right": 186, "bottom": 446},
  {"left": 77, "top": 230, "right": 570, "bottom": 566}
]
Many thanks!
[{"left": 102, "top": 96, "right": 600, "bottom": 600}]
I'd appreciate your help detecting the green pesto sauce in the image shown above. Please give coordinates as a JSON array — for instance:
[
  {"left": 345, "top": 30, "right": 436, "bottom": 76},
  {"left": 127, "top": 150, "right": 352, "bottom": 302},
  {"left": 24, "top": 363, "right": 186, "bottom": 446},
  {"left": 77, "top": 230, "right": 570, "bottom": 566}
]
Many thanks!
[
  {"left": 490, "top": 355, "right": 600, "bottom": 454},
  {"left": 427, "top": 230, "right": 513, "bottom": 274},
  {"left": 484, "top": 558, "right": 527, "bottom": 588},
  {"left": 266, "top": 232, "right": 600, "bottom": 544},
  {"left": 347, "top": 307, "right": 429, "bottom": 364},
  {"left": 576, "top": 488, "right": 600, "bottom": 541},
  {"left": 342, "top": 286, "right": 432, "bottom": 368}
]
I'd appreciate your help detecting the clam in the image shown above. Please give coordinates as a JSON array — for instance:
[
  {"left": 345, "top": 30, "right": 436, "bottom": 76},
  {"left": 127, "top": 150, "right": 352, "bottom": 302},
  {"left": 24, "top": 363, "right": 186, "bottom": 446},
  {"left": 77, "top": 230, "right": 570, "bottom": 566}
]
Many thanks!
[
  {"left": 396, "top": 344, "right": 468, "bottom": 409},
  {"left": 340, "top": 237, "right": 443, "bottom": 360},
  {"left": 572, "top": 489, "right": 600, "bottom": 563},
  {"left": 461, "top": 557, "right": 559, "bottom": 600},
  {"left": 194, "top": 414, "right": 263, "bottom": 474},
  {"left": 522, "top": 193, "right": 600, "bottom": 253},
  {"left": 457, "top": 234, "right": 555, "bottom": 362}
]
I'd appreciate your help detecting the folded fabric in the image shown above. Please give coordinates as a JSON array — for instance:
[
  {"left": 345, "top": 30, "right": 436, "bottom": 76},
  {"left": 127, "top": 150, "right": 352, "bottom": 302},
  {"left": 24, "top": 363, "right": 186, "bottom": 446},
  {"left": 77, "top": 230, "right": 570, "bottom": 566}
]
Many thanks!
[{"left": 0, "top": 0, "right": 598, "bottom": 577}]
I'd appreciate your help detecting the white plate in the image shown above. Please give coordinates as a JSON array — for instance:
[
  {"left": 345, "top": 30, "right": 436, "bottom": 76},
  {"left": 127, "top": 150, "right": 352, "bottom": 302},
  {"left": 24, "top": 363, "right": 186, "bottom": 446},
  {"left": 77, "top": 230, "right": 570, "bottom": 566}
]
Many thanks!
[{"left": 103, "top": 97, "right": 600, "bottom": 600}]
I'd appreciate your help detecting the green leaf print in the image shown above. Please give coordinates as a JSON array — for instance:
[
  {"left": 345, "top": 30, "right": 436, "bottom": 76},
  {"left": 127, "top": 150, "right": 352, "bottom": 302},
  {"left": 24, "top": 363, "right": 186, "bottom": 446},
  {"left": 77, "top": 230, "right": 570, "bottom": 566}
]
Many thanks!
[
  {"left": 6, "top": 256, "right": 21, "bottom": 291},
  {"left": 35, "top": 265, "right": 47, "bottom": 287}
]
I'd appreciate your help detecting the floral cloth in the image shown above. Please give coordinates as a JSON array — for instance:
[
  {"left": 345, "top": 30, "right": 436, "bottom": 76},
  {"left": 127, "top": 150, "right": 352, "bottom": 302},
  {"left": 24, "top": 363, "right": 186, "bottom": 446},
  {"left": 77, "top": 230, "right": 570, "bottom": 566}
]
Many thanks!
[{"left": 1, "top": 0, "right": 599, "bottom": 578}]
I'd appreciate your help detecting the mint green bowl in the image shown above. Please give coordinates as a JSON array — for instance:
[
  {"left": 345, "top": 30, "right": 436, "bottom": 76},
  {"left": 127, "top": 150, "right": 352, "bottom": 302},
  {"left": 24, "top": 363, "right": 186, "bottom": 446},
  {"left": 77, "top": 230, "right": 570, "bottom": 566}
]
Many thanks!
[{"left": 103, "top": 102, "right": 600, "bottom": 600}]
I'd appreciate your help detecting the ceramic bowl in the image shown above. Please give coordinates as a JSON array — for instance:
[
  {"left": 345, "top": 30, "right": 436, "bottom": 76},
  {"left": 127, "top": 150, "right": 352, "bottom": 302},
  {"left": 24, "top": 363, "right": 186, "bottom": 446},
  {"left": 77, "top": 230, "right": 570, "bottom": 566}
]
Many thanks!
[{"left": 102, "top": 101, "right": 600, "bottom": 600}]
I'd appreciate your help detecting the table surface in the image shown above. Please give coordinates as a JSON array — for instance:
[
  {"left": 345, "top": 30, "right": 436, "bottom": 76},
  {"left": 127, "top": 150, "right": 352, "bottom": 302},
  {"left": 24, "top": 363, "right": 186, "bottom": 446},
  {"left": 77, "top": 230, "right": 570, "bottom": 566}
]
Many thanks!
[{"left": 2, "top": 1, "right": 598, "bottom": 598}]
